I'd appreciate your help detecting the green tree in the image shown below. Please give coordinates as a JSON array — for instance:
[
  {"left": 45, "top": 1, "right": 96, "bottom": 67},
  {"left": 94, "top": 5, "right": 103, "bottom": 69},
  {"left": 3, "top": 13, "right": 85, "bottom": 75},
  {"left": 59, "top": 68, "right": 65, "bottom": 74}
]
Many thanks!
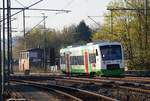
[{"left": 75, "top": 20, "right": 92, "bottom": 42}]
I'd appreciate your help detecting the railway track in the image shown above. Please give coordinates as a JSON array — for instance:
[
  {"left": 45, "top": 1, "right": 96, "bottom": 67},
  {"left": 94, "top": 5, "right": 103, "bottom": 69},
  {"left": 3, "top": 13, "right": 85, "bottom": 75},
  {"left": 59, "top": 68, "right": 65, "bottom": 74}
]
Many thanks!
[
  {"left": 53, "top": 77, "right": 150, "bottom": 101},
  {"left": 94, "top": 76, "right": 150, "bottom": 84},
  {"left": 11, "top": 74, "right": 150, "bottom": 84},
  {"left": 10, "top": 79, "right": 118, "bottom": 101},
  {"left": 10, "top": 75, "right": 150, "bottom": 101},
  {"left": 9, "top": 75, "right": 150, "bottom": 101},
  {"left": 10, "top": 75, "right": 150, "bottom": 92},
  {"left": 7, "top": 82, "right": 66, "bottom": 101},
  {"left": 54, "top": 77, "right": 150, "bottom": 94},
  {"left": 11, "top": 75, "right": 150, "bottom": 91}
]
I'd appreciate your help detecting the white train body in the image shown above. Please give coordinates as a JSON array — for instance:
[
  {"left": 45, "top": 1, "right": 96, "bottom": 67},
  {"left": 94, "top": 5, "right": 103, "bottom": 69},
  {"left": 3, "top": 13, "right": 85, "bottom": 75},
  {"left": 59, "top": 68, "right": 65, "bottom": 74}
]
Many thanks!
[{"left": 60, "top": 41, "right": 124, "bottom": 76}]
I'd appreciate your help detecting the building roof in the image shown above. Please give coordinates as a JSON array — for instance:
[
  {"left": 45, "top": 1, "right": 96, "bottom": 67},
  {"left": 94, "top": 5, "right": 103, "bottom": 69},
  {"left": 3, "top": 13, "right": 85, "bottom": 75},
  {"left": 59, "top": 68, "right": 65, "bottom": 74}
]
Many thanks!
[{"left": 20, "top": 48, "right": 43, "bottom": 52}]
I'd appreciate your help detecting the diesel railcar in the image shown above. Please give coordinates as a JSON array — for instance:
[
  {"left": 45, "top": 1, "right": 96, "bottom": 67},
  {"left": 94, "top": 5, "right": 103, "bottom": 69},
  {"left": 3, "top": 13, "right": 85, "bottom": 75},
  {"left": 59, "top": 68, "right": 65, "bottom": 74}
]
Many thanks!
[{"left": 60, "top": 42, "right": 124, "bottom": 76}]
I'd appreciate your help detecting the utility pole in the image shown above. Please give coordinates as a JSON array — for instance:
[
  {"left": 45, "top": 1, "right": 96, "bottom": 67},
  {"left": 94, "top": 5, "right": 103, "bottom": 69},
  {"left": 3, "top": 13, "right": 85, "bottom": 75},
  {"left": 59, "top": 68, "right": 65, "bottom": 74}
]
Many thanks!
[
  {"left": 9, "top": 3, "right": 13, "bottom": 74},
  {"left": 123, "top": 0, "right": 133, "bottom": 60},
  {"left": 42, "top": 13, "right": 46, "bottom": 72},
  {"left": 110, "top": 10, "right": 113, "bottom": 34},
  {"left": 7, "top": 0, "right": 11, "bottom": 82},
  {"left": 0, "top": 10, "right": 2, "bottom": 101},
  {"left": 2, "top": 0, "right": 5, "bottom": 100},
  {"left": 144, "top": 0, "right": 148, "bottom": 49},
  {"left": 23, "top": 9, "right": 27, "bottom": 50},
  {"left": 23, "top": 10, "right": 25, "bottom": 37}
]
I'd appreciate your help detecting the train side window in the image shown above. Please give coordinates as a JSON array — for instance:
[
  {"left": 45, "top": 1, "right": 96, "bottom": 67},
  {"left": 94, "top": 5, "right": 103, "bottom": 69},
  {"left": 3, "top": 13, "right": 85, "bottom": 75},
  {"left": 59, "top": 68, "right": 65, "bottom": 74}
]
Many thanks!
[
  {"left": 27, "top": 53, "right": 29, "bottom": 58},
  {"left": 25, "top": 52, "right": 27, "bottom": 59},
  {"left": 22, "top": 53, "right": 24, "bottom": 59},
  {"left": 80, "top": 56, "right": 84, "bottom": 65},
  {"left": 71, "top": 56, "right": 75, "bottom": 65},
  {"left": 20, "top": 53, "right": 22, "bottom": 59},
  {"left": 60, "top": 56, "right": 65, "bottom": 64},
  {"left": 96, "top": 49, "right": 98, "bottom": 56},
  {"left": 70, "top": 56, "right": 84, "bottom": 65},
  {"left": 89, "top": 54, "right": 96, "bottom": 63},
  {"left": 24, "top": 53, "right": 25, "bottom": 59}
]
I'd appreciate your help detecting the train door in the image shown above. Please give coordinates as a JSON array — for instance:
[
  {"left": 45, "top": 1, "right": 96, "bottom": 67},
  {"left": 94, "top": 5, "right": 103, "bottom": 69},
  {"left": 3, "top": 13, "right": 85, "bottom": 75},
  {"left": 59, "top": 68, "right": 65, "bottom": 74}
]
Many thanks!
[
  {"left": 66, "top": 54, "right": 70, "bottom": 77},
  {"left": 84, "top": 51, "right": 89, "bottom": 77}
]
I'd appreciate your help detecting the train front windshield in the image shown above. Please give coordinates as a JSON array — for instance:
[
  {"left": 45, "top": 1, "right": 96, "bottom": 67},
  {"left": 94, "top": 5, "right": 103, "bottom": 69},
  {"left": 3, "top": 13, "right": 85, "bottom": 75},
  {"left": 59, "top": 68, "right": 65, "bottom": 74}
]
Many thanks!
[{"left": 100, "top": 45, "right": 122, "bottom": 60}]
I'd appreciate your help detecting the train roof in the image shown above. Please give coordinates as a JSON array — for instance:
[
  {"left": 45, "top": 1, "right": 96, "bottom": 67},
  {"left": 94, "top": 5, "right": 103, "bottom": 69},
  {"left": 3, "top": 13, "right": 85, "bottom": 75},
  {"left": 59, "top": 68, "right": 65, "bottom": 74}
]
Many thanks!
[{"left": 60, "top": 41, "right": 121, "bottom": 51}]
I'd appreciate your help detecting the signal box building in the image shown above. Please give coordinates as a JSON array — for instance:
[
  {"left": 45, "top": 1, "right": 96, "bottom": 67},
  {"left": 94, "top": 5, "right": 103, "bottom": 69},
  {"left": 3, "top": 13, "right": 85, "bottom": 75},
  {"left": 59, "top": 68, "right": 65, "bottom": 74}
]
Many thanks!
[{"left": 19, "top": 48, "right": 44, "bottom": 73}]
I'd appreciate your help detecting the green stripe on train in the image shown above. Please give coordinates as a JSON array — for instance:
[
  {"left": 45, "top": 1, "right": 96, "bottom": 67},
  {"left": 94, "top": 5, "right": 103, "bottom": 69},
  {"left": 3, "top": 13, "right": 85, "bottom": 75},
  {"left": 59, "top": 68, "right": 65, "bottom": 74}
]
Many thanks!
[
  {"left": 96, "top": 68, "right": 124, "bottom": 76},
  {"left": 61, "top": 67, "right": 124, "bottom": 76}
]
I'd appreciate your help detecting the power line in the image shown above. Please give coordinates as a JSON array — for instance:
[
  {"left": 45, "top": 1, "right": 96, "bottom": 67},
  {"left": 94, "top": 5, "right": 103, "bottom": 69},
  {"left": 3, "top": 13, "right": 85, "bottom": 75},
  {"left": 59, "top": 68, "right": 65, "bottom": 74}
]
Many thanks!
[
  {"left": 56, "top": 0, "right": 74, "bottom": 14},
  {"left": 107, "top": 8, "right": 150, "bottom": 11},
  {"left": 14, "top": 0, "right": 26, "bottom": 7},
  {"left": 26, "top": 16, "right": 48, "bottom": 33},
  {"left": 87, "top": 16, "right": 101, "bottom": 27},
  {"left": 0, "top": 0, "right": 44, "bottom": 22},
  {"left": 62, "top": 0, "right": 75, "bottom": 9},
  {"left": 0, "top": 8, "right": 71, "bottom": 13}
]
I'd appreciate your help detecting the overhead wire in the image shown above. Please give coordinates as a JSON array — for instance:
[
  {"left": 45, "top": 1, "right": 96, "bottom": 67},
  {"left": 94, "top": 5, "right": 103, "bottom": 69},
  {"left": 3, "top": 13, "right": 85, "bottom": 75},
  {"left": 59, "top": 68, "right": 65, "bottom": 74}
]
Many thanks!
[
  {"left": 62, "top": 0, "right": 75, "bottom": 9},
  {"left": 14, "top": 0, "right": 26, "bottom": 7},
  {"left": 56, "top": 0, "right": 75, "bottom": 15}
]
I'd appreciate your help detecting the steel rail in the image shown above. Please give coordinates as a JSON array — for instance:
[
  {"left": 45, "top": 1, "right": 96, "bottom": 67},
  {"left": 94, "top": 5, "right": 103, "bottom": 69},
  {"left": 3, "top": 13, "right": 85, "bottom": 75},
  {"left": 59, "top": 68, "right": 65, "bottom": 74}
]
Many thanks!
[
  {"left": 68, "top": 77, "right": 150, "bottom": 87},
  {"left": 31, "top": 84, "right": 83, "bottom": 101},
  {"left": 119, "top": 86, "right": 150, "bottom": 94},
  {"left": 95, "top": 77, "right": 150, "bottom": 83},
  {"left": 10, "top": 76, "right": 150, "bottom": 100},
  {"left": 56, "top": 78, "right": 150, "bottom": 94},
  {"left": 11, "top": 80, "right": 118, "bottom": 101},
  {"left": 7, "top": 87, "right": 28, "bottom": 101},
  {"left": 11, "top": 80, "right": 83, "bottom": 101}
]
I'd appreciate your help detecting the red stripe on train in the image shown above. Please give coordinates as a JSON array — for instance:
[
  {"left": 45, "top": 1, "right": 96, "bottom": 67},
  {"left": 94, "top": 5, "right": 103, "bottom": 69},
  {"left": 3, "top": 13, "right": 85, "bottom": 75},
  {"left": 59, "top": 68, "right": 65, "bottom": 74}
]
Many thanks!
[
  {"left": 84, "top": 51, "right": 89, "bottom": 78},
  {"left": 66, "top": 54, "right": 70, "bottom": 78}
]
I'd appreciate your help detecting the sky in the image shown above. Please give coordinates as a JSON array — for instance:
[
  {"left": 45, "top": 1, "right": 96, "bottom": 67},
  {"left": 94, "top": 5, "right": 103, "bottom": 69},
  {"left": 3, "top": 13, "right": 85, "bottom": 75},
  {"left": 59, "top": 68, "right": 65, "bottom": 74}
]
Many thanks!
[{"left": 1, "top": 0, "right": 112, "bottom": 36}]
